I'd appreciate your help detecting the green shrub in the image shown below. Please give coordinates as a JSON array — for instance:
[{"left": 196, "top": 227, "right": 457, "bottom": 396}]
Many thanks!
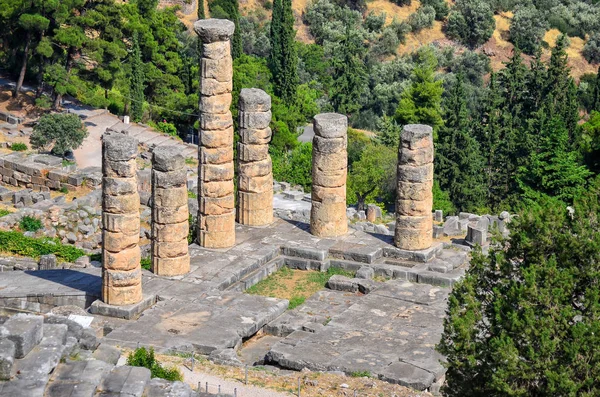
[
  {"left": 60, "top": 186, "right": 69, "bottom": 194},
  {"left": 20, "top": 216, "right": 42, "bottom": 232},
  {"left": 0, "top": 209, "right": 10, "bottom": 217},
  {"left": 10, "top": 142, "right": 27, "bottom": 151},
  {"left": 126, "top": 347, "right": 183, "bottom": 381},
  {"left": 0, "top": 231, "right": 86, "bottom": 262},
  {"left": 140, "top": 257, "right": 151, "bottom": 271}
]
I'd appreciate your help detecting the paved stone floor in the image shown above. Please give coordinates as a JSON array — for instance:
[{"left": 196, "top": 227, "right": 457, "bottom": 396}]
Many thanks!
[{"left": 0, "top": 218, "right": 469, "bottom": 391}]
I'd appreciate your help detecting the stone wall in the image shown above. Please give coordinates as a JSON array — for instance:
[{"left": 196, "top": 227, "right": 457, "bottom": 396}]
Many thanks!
[{"left": 0, "top": 152, "right": 100, "bottom": 192}]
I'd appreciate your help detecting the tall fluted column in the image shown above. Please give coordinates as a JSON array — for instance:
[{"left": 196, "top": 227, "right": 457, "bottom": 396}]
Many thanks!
[
  {"left": 102, "top": 135, "right": 142, "bottom": 306},
  {"left": 395, "top": 124, "right": 433, "bottom": 250},
  {"left": 310, "top": 113, "right": 348, "bottom": 237},
  {"left": 194, "top": 19, "right": 235, "bottom": 248},
  {"left": 237, "top": 88, "right": 273, "bottom": 226},
  {"left": 151, "top": 146, "right": 190, "bottom": 276}
]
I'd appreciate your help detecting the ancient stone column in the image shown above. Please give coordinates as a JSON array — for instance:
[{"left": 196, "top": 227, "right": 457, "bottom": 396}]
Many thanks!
[
  {"left": 151, "top": 146, "right": 190, "bottom": 276},
  {"left": 310, "top": 113, "right": 348, "bottom": 237},
  {"left": 102, "top": 134, "right": 142, "bottom": 306},
  {"left": 395, "top": 124, "right": 434, "bottom": 251},
  {"left": 194, "top": 19, "right": 236, "bottom": 248},
  {"left": 237, "top": 88, "right": 273, "bottom": 226}
]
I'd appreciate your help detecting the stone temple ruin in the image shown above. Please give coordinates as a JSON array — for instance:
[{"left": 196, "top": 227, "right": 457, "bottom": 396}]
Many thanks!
[{"left": 0, "top": 18, "right": 512, "bottom": 397}]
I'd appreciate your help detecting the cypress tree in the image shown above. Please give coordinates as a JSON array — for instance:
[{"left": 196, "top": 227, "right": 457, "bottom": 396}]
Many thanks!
[
  {"left": 270, "top": 0, "right": 298, "bottom": 104},
  {"left": 436, "top": 74, "right": 486, "bottom": 212},
  {"left": 593, "top": 66, "right": 600, "bottom": 112},
  {"left": 130, "top": 31, "right": 145, "bottom": 123},
  {"left": 198, "top": 0, "right": 205, "bottom": 19},
  {"left": 222, "top": 0, "right": 242, "bottom": 58}
]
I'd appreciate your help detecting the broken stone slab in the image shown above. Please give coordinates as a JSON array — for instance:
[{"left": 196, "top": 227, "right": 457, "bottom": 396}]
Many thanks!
[
  {"left": 434, "top": 209, "right": 443, "bottom": 222},
  {"left": 327, "top": 275, "right": 358, "bottom": 293},
  {"left": 144, "top": 378, "right": 193, "bottom": 397},
  {"left": 96, "top": 365, "right": 151, "bottom": 397},
  {"left": 0, "top": 314, "right": 43, "bottom": 358},
  {"left": 0, "top": 339, "right": 15, "bottom": 380},
  {"left": 208, "top": 348, "right": 243, "bottom": 367},
  {"left": 46, "top": 358, "right": 113, "bottom": 397},
  {"left": 0, "top": 377, "right": 48, "bottom": 397},
  {"left": 89, "top": 294, "right": 156, "bottom": 320},
  {"left": 39, "top": 324, "right": 68, "bottom": 348},
  {"left": 13, "top": 344, "right": 64, "bottom": 380},
  {"left": 92, "top": 343, "right": 121, "bottom": 365},
  {"left": 355, "top": 266, "right": 374, "bottom": 280}
]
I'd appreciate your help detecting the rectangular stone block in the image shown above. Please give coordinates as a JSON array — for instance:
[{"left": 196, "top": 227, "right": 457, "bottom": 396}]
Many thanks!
[
  {"left": 311, "top": 167, "right": 347, "bottom": 188},
  {"left": 200, "top": 78, "right": 232, "bottom": 96},
  {"left": 236, "top": 207, "right": 273, "bottom": 226},
  {"left": 103, "top": 246, "right": 141, "bottom": 271},
  {"left": 199, "top": 162, "right": 234, "bottom": 182},
  {"left": 238, "top": 157, "right": 271, "bottom": 178},
  {"left": 152, "top": 254, "right": 190, "bottom": 277},
  {"left": 47, "top": 170, "right": 69, "bottom": 182},
  {"left": 239, "top": 127, "right": 271, "bottom": 145},
  {"left": 238, "top": 190, "right": 272, "bottom": 211},
  {"left": 201, "top": 56, "right": 233, "bottom": 82},
  {"left": 199, "top": 180, "right": 234, "bottom": 198},
  {"left": 0, "top": 167, "right": 13, "bottom": 178},
  {"left": 0, "top": 339, "right": 15, "bottom": 380},
  {"left": 396, "top": 198, "right": 432, "bottom": 217},
  {"left": 311, "top": 185, "right": 346, "bottom": 204},
  {"left": 239, "top": 111, "right": 271, "bottom": 129},
  {"left": 199, "top": 195, "right": 234, "bottom": 215},
  {"left": 152, "top": 220, "right": 188, "bottom": 242},
  {"left": 103, "top": 159, "right": 137, "bottom": 178},
  {"left": 313, "top": 136, "right": 347, "bottom": 154},
  {"left": 397, "top": 180, "right": 433, "bottom": 202},
  {"left": 398, "top": 146, "right": 434, "bottom": 167},
  {"left": 103, "top": 193, "right": 139, "bottom": 214},
  {"left": 153, "top": 186, "right": 188, "bottom": 207},
  {"left": 68, "top": 174, "right": 84, "bottom": 186},
  {"left": 237, "top": 143, "right": 269, "bottom": 162},
  {"left": 152, "top": 240, "right": 189, "bottom": 258},
  {"left": 152, "top": 205, "right": 189, "bottom": 224},
  {"left": 199, "top": 146, "right": 233, "bottom": 164},
  {"left": 152, "top": 169, "right": 187, "bottom": 189},
  {"left": 13, "top": 171, "right": 31, "bottom": 183},
  {"left": 103, "top": 213, "right": 140, "bottom": 234},
  {"left": 199, "top": 113, "right": 233, "bottom": 131},
  {"left": 200, "top": 93, "right": 232, "bottom": 114},
  {"left": 238, "top": 173, "right": 272, "bottom": 193},
  {"left": 103, "top": 230, "right": 139, "bottom": 252},
  {"left": 0, "top": 314, "right": 43, "bottom": 358}
]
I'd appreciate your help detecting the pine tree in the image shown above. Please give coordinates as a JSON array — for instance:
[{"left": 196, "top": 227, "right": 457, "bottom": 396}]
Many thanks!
[
  {"left": 436, "top": 74, "right": 486, "bottom": 212},
  {"left": 375, "top": 112, "right": 401, "bottom": 147},
  {"left": 517, "top": 117, "right": 591, "bottom": 203},
  {"left": 395, "top": 48, "right": 443, "bottom": 136},
  {"left": 438, "top": 180, "right": 600, "bottom": 395},
  {"left": 198, "top": 0, "right": 206, "bottom": 19},
  {"left": 330, "top": 26, "right": 367, "bottom": 116},
  {"left": 269, "top": 0, "right": 298, "bottom": 104},
  {"left": 592, "top": 66, "right": 600, "bottom": 112},
  {"left": 130, "top": 31, "right": 145, "bottom": 123}
]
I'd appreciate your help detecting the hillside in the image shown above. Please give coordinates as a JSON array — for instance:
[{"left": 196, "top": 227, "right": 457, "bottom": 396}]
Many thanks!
[{"left": 173, "top": 0, "right": 598, "bottom": 78}]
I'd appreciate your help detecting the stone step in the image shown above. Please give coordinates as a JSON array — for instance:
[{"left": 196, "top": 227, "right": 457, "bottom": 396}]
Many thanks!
[
  {"left": 46, "top": 359, "right": 114, "bottom": 397},
  {"left": 12, "top": 344, "right": 63, "bottom": 380},
  {"left": 95, "top": 365, "right": 151, "bottom": 397},
  {"left": 224, "top": 256, "right": 284, "bottom": 292},
  {"left": 144, "top": 378, "right": 193, "bottom": 397}
]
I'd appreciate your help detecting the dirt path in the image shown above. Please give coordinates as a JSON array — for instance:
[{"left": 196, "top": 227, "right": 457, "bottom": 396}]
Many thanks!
[{"left": 74, "top": 113, "right": 120, "bottom": 168}]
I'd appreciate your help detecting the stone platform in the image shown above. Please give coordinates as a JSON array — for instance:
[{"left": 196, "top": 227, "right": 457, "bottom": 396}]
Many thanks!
[{"left": 0, "top": 218, "right": 468, "bottom": 391}]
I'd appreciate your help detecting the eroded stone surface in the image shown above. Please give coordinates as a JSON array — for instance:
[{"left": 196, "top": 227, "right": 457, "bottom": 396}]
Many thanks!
[
  {"left": 196, "top": 19, "right": 235, "bottom": 248},
  {"left": 310, "top": 113, "right": 348, "bottom": 237},
  {"left": 395, "top": 124, "right": 433, "bottom": 251},
  {"left": 152, "top": 146, "right": 190, "bottom": 276},
  {"left": 102, "top": 134, "right": 142, "bottom": 305},
  {"left": 237, "top": 88, "right": 273, "bottom": 226}
]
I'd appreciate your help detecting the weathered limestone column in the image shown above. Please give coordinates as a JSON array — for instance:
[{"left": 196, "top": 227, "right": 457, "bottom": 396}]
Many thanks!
[
  {"left": 395, "top": 124, "right": 434, "bottom": 250},
  {"left": 151, "top": 146, "right": 190, "bottom": 276},
  {"left": 310, "top": 113, "right": 348, "bottom": 237},
  {"left": 237, "top": 88, "right": 273, "bottom": 226},
  {"left": 102, "top": 135, "right": 142, "bottom": 306},
  {"left": 194, "top": 19, "right": 235, "bottom": 248}
]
